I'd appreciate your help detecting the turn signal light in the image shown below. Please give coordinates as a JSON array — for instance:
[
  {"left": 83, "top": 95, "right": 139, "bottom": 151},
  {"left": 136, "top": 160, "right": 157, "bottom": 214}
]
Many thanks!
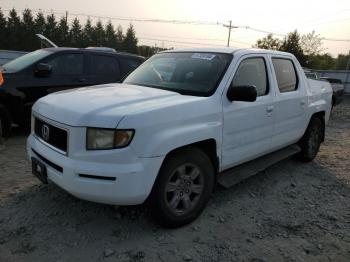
[{"left": 0, "top": 72, "right": 3, "bottom": 86}]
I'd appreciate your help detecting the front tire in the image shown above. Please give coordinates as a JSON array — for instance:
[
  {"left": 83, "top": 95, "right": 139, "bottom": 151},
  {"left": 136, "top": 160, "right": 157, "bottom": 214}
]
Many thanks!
[
  {"left": 150, "top": 147, "right": 215, "bottom": 228},
  {"left": 296, "top": 117, "right": 324, "bottom": 162}
]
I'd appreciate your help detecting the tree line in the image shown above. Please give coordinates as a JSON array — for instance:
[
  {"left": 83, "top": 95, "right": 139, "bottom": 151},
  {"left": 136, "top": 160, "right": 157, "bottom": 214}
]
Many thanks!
[
  {"left": 254, "top": 31, "right": 349, "bottom": 70},
  {"left": 0, "top": 8, "right": 349, "bottom": 69},
  {"left": 0, "top": 8, "right": 166, "bottom": 57}
]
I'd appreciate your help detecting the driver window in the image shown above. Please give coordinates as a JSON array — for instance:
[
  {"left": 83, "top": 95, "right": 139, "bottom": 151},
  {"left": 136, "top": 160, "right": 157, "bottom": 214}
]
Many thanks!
[{"left": 232, "top": 57, "right": 268, "bottom": 96}]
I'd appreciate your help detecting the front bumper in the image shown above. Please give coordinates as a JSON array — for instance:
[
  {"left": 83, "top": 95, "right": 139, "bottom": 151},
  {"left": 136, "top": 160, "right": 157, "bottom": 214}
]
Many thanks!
[{"left": 27, "top": 134, "right": 164, "bottom": 205}]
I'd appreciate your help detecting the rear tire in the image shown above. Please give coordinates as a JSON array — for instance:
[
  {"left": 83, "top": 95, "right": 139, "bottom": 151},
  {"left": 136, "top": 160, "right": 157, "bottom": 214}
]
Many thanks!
[
  {"left": 296, "top": 117, "right": 323, "bottom": 162},
  {"left": 150, "top": 147, "right": 215, "bottom": 228}
]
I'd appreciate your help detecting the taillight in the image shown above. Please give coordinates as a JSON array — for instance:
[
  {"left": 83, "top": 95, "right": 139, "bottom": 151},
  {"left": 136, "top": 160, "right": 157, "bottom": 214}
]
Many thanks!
[{"left": 0, "top": 71, "right": 3, "bottom": 86}]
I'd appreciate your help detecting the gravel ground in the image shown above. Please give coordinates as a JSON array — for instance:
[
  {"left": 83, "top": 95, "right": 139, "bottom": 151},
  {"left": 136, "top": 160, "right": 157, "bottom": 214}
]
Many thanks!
[{"left": 0, "top": 96, "right": 349, "bottom": 262}]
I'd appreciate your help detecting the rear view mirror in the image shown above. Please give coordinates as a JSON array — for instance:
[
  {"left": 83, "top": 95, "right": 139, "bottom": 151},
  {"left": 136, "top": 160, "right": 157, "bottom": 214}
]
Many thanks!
[
  {"left": 227, "top": 85, "right": 257, "bottom": 102},
  {"left": 35, "top": 63, "right": 52, "bottom": 77}
]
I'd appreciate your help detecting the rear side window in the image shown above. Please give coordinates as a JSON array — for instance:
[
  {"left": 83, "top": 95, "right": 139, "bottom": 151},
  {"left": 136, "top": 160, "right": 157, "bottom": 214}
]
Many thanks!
[
  {"left": 232, "top": 57, "right": 268, "bottom": 96},
  {"left": 89, "top": 55, "right": 120, "bottom": 76},
  {"left": 47, "top": 53, "right": 84, "bottom": 75},
  {"left": 272, "top": 58, "right": 298, "bottom": 93}
]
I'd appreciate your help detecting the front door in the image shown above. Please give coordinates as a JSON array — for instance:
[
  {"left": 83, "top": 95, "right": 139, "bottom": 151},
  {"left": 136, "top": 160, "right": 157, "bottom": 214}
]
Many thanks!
[
  {"left": 221, "top": 55, "right": 275, "bottom": 170},
  {"left": 16, "top": 52, "right": 87, "bottom": 124}
]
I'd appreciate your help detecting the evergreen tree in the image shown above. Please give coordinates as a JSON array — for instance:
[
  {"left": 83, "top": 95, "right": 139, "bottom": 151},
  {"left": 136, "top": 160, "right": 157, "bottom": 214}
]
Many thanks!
[
  {"left": 82, "top": 18, "right": 93, "bottom": 47},
  {"left": 7, "top": 8, "right": 22, "bottom": 50},
  {"left": 123, "top": 24, "right": 137, "bottom": 54},
  {"left": 21, "top": 9, "right": 36, "bottom": 51},
  {"left": 92, "top": 20, "right": 105, "bottom": 46},
  {"left": 0, "top": 8, "right": 144, "bottom": 54},
  {"left": 57, "top": 16, "right": 69, "bottom": 46},
  {"left": 115, "top": 25, "right": 124, "bottom": 50},
  {"left": 44, "top": 13, "right": 58, "bottom": 43},
  {"left": 34, "top": 11, "right": 46, "bottom": 34},
  {"left": 105, "top": 21, "right": 117, "bottom": 48},
  {"left": 280, "top": 30, "right": 306, "bottom": 66},
  {"left": 70, "top": 18, "right": 82, "bottom": 47},
  {"left": 0, "top": 8, "right": 8, "bottom": 49}
]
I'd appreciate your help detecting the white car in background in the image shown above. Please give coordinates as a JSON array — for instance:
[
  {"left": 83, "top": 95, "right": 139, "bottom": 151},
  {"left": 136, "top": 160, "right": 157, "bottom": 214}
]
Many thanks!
[
  {"left": 320, "top": 77, "right": 345, "bottom": 106},
  {"left": 27, "top": 48, "right": 332, "bottom": 227}
]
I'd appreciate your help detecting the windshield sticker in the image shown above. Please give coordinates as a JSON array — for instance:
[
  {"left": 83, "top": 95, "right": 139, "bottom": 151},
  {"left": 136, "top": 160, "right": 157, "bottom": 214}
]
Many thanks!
[{"left": 191, "top": 53, "right": 216, "bottom": 60}]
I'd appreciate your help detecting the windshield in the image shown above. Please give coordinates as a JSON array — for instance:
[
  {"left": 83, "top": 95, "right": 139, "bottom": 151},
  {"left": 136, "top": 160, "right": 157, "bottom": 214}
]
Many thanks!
[
  {"left": 3, "top": 49, "right": 52, "bottom": 72},
  {"left": 124, "top": 52, "right": 232, "bottom": 96}
]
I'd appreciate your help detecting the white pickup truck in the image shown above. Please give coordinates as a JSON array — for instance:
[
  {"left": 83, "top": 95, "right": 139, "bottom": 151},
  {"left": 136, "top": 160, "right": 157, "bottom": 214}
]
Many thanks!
[{"left": 27, "top": 48, "right": 332, "bottom": 227}]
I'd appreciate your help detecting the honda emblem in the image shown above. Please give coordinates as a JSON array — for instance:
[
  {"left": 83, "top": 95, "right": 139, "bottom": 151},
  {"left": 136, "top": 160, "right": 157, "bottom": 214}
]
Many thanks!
[{"left": 42, "top": 124, "right": 50, "bottom": 141}]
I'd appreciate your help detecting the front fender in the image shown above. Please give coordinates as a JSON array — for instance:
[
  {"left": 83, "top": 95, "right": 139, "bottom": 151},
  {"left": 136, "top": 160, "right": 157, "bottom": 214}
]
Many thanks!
[
  {"left": 118, "top": 97, "right": 223, "bottom": 158},
  {"left": 136, "top": 121, "right": 222, "bottom": 157}
]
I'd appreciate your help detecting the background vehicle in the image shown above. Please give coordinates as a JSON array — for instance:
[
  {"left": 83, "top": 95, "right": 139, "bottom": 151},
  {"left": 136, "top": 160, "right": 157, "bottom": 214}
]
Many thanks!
[
  {"left": 320, "top": 77, "right": 345, "bottom": 106},
  {"left": 303, "top": 68, "right": 319, "bottom": 80},
  {"left": 0, "top": 47, "right": 144, "bottom": 136},
  {"left": 0, "top": 50, "right": 27, "bottom": 67},
  {"left": 27, "top": 48, "right": 332, "bottom": 227},
  {"left": 303, "top": 69, "right": 345, "bottom": 107}
]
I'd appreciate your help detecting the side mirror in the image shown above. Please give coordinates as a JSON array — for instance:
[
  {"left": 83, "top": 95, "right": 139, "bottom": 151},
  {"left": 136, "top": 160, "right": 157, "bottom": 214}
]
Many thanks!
[
  {"left": 227, "top": 85, "right": 257, "bottom": 102},
  {"left": 35, "top": 63, "right": 52, "bottom": 77}
]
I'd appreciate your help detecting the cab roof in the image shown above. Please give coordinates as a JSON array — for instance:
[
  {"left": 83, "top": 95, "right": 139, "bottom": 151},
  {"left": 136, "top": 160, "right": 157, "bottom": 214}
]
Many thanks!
[
  {"left": 162, "top": 47, "right": 293, "bottom": 57},
  {"left": 42, "top": 47, "right": 144, "bottom": 59}
]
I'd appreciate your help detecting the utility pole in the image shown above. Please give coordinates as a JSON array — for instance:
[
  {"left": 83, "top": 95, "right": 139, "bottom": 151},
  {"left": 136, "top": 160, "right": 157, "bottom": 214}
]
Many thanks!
[
  {"left": 223, "top": 21, "right": 238, "bottom": 47},
  {"left": 65, "top": 11, "right": 68, "bottom": 43},
  {"left": 65, "top": 11, "right": 68, "bottom": 24},
  {"left": 345, "top": 50, "right": 350, "bottom": 93}
]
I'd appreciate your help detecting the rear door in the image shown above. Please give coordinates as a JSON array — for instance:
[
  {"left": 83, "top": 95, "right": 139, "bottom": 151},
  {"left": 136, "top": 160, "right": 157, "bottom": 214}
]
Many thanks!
[
  {"left": 270, "top": 56, "right": 308, "bottom": 150},
  {"left": 221, "top": 54, "right": 275, "bottom": 169},
  {"left": 86, "top": 54, "right": 121, "bottom": 85}
]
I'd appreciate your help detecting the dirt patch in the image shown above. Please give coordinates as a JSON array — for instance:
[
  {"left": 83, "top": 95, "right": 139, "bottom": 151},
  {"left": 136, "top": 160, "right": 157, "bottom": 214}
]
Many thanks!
[{"left": 0, "top": 97, "right": 350, "bottom": 262}]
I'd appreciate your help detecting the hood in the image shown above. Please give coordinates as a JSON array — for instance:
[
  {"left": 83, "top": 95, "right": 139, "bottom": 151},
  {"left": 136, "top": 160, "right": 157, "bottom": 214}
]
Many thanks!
[{"left": 33, "top": 83, "right": 197, "bottom": 127}]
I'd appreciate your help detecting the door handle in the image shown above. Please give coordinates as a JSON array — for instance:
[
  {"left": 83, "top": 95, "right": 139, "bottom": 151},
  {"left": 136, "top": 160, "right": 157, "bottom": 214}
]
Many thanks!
[
  {"left": 266, "top": 105, "right": 274, "bottom": 113},
  {"left": 300, "top": 100, "right": 306, "bottom": 107}
]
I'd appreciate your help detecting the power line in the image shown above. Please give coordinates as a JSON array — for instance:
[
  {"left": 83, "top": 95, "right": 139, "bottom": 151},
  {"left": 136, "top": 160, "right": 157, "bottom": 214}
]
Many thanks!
[
  {"left": 138, "top": 37, "right": 226, "bottom": 47},
  {"left": 138, "top": 34, "right": 251, "bottom": 45},
  {"left": 239, "top": 26, "right": 350, "bottom": 42},
  {"left": 3, "top": 7, "right": 350, "bottom": 43},
  {"left": 139, "top": 34, "right": 226, "bottom": 42},
  {"left": 322, "top": 37, "right": 350, "bottom": 42},
  {"left": 3, "top": 7, "right": 222, "bottom": 26}
]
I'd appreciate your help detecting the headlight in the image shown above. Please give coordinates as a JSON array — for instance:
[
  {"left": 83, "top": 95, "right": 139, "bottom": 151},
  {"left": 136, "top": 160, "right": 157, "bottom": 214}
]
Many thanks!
[{"left": 86, "top": 128, "right": 134, "bottom": 150}]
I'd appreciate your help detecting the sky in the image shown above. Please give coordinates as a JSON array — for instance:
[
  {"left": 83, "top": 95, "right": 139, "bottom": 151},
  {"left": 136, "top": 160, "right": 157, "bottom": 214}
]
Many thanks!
[{"left": 1, "top": 0, "right": 350, "bottom": 56}]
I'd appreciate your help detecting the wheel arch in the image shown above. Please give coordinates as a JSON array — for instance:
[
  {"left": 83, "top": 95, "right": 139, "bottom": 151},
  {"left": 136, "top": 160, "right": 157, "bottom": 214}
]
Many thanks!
[
  {"left": 148, "top": 139, "right": 220, "bottom": 198},
  {"left": 309, "top": 111, "right": 326, "bottom": 142},
  {"left": 163, "top": 139, "right": 219, "bottom": 173}
]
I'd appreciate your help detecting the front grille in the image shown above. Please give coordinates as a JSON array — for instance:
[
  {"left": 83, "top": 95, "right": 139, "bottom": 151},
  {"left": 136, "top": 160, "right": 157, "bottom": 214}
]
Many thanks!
[{"left": 34, "top": 117, "right": 68, "bottom": 153}]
